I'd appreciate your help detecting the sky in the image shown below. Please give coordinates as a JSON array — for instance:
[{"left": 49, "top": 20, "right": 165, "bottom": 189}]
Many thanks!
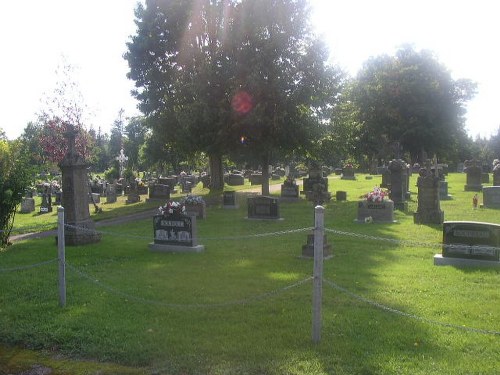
[{"left": 1, "top": 0, "right": 499, "bottom": 141}]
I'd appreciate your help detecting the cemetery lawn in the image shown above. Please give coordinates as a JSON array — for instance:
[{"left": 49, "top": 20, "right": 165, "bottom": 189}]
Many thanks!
[{"left": 1, "top": 173, "right": 499, "bottom": 374}]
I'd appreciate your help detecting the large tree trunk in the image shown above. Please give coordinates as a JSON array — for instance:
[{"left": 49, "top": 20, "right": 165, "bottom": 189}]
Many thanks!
[
  {"left": 208, "top": 153, "right": 224, "bottom": 192},
  {"left": 261, "top": 153, "right": 270, "bottom": 196}
]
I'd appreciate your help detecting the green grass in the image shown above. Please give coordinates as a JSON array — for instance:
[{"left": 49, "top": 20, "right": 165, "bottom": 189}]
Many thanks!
[{"left": 1, "top": 173, "right": 499, "bottom": 374}]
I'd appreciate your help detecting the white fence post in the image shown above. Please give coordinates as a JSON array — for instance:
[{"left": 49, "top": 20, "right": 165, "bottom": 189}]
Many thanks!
[
  {"left": 312, "top": 205, "right": 324, "bottom": 343},
  {"left": 57, "top": 206, "right": 66, "bottom": 307}
]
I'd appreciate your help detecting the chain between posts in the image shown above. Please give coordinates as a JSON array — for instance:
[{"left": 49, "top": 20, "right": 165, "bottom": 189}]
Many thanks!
[
  {"left": 325, "top": 228, "right": 500, "bottom": 252},
  {"left": 66, "top": 262, "right": 312, "bottom": 309},
  {"left": 323, "top": 278, "right": 500, "bottom": 336},
  {"left": 0, "top": 258, "right": 58, "bottom": 272}
]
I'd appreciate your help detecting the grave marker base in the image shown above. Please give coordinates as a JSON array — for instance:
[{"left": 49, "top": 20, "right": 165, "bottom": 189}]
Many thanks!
[
  {"left": 434, "top": 254, "right": 500, "bottom": 268},
  {"left": 148, "top": 243, "right": 204, "bottom": 253}
]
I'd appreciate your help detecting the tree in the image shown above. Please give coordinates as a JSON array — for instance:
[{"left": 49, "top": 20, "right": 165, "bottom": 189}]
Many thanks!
[
  {"left": 126, "top": 0, "right": 238, "bottom": 190},
  {"left": 0, "top": 139, "right": 33, "bottom": 247},
  {"left": 227, "top": 0, "right": 342, "bottom": 194},
  {"left": 124, "top": 116, "right": 148, "bottom": 171},
  {"left": 125, "top": 0, "right": 341, "bottom": 192},
  {"left": 350, "top": 45, "right": 477, "bottom": 163}
]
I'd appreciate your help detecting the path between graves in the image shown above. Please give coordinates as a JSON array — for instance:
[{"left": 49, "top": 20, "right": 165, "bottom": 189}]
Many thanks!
[{"left": 10, "top": 183, "right": 288, "bottom": 243}]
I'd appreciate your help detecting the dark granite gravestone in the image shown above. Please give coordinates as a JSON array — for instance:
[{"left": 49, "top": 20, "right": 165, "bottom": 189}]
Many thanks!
[
  {"left": 148, "top": 184, "right": 170, "bottom": 201},
  {"left": 336, "top": 191, "right": 347, "bottom": 201},
  {"left": 181, "top": 181, "right": 193, "bottom": 193},
  {"left": 58, "top": 124, "right": 101, "bottom": 245},
  {"left": 126, "top": 180, "right": 141, "bottom": 204},
  {"left": 441, "top": 221, "right": 500, "bottom": 261},
  {"left": 223, "top": 191, "right": 237, "bottom": 208},
  {"left": 149, "top": 213, "right": 204, "bottom": 253},
  {"left": 341, "top": 167, "right": 355, "bottom": 180},
  {"left": 280, "top": 177, "right": 299, "bottom": 200},
  {"left": 482, "top": 186, "right": 500, "bottom": 208},
  {"left": 227, "top": 173, "right": 245, "bottom": 186},
  {"left": 249, "top": 174, "right": 263, "bottom": 185},
  {"left": 464, "top": 159, "right": 482, "bottom": 191},
  {"left": 482, "top": 173, "right": 490, "bottom": 184},
  {"left": 39, "top": 192, "right": 52, "bottom": 214},
  {"left": 247, "top": 196, "right": 280, "bottom": 219},
  {"left": 380, "top": 167, "right": 390, "bottom": 188},
  {"left": 54, "top": 191, "right": 62, "bottom": 205},
  {"left": 413, "top": 165, "right": 444, "bottom": 224},
  {"left": 388, "top": 159, "right": 408, "bottom": 211},
  {"left": 302, "top": 165, "right": 329, "bottom": 194}
]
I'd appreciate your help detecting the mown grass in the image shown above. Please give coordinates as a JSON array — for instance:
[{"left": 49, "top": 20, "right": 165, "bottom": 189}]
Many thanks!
[{"left": 1, "top": 172, "right": 499, "bottom": 374}]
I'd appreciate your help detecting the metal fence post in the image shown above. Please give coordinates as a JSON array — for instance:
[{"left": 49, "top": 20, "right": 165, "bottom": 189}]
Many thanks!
[
  {"left": 312, "top": 205, "right": 324, "bottom": 343},
  {"left": 57, "top": 206, "right": 66, "bottom": 307}
]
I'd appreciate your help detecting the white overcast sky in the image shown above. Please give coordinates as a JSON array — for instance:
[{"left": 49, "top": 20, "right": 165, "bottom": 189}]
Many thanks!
[{"left": 1, "top": 0, "right": 499, "bottom": 140}]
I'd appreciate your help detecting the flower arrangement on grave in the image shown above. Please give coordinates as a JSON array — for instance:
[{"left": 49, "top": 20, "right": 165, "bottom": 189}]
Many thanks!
[
  {"left": 362, "top": 186, "right": 389, "bottom": 203},
  {"left": 158, "top": 200, "right": 185, "bottom": 217},
  {"left": 343, "top": 162, "right": 353, "bottom": 169},
  {"left": 180, "top": 194, "right": 205, "bottom": 206}
]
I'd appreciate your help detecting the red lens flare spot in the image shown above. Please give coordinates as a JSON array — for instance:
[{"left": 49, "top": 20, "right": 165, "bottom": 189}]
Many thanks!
[{"left": 231, "top": 91, "right": 253, "bottom": 114}]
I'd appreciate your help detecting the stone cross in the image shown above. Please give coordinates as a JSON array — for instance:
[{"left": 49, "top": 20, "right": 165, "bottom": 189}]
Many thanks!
[{"left": 116, "top": 149, "right": 128, "bottom": 178}]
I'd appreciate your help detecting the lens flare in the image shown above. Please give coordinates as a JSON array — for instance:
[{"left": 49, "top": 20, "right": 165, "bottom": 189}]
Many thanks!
[{"left": 231, "top": 91, "right": 253, "bottom": 114}]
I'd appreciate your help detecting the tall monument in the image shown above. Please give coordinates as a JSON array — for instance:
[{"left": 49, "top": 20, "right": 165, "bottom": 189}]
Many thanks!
[{"left": 58, "top": 124, "right": 101, "bottom": 245}]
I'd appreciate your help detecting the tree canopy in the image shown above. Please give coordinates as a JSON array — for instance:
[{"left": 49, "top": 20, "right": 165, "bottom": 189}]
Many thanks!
[
  {"left": 349, "top": 45, "right": 477, "bottom": 163},
  {"left": 125, "top": 0, "right": 342, "bottom": 192}
]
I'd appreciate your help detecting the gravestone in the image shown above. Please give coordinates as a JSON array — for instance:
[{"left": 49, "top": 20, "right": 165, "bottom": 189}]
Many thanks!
[
  {"left": 493, "top": 160, "right": 500, "bottom": 186},
  {"left": 58, "top": 124, "right": 101, "bottom": 245},
  {"left": 149, "top": 214, "right": 204, "bottom": 253},
  {"left": 20, "top": 197, "right": 35, "bottom": 213},
  {"left": 413, "top": 164, "right": 444, "bottom": 224},
  {"left": 482, "top": 186, "right": 500, "bottom": 208},
  {"left": 54, "top": 191, "right": 62, "bottom": 205},
  {"left": 336, "top": 191, "right": 347, "bottom": 201},
  {"left": 148, "top": 184, "right": 170, "bottom": 201},
  {"left": 438, "top": 221, "right": 500, "bottom": 263},
  {"left": 341, "top": 166, "right": 355, "bottom": 180},
  {"left": 280, "top": 177, "right": 299, "bottom": 200},
  {"left": 126, "top": 180, "right": 141, "bottom": 204},
  {"left": 356, "top": 200, "right": 395, "bottom": 223},
  {"left": 302, "top": 164, "right": 329, "bottom": 195},
  {"left": 301, "top": 181, "right": 332, "bottom": 258},
  {"left": 464, "top": 159, "right": 482, "bottom": 191},
  {"left": 482, "top": 173, "right": 490, "bottom": 184},
  {"left": 106, "top": 183, "right": 117, "bottom": 204},
  {"left": 39, "top": 192, "right": 52, "bottom": 214},
  {"left": 249, "top": 173, "right": 263, "bottom": 185},
  {"left": 227, "top": 173, "right": 245, "bottom": 186},
  {"left": 223, "top": 191, "right": 238, "bottom": 208},
  {"left": 388, "top": 159, "right": 408, "bottom": 211},
  {"left": 438, "top": 180, "right": 452, "bottom": 200},
  {"left": 380, "top": 167, "right": 390, "bottom": 188},
  {"left": 247, "top": 196, "right": 280, "bottom": 219},
  {"left": 181, "top": 181, "right": 193, "bottom": 193}
]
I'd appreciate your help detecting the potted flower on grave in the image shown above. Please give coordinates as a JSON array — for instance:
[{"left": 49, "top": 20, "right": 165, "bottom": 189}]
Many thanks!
[
  {"left": 357, "top": 186, "right": 394, "bottom": 223},
  {"left": 180, "top": 194, "right": 206, "bottom": 219},
  {"left": 158, "top": 200, "right": 186, "bottom": 218}
]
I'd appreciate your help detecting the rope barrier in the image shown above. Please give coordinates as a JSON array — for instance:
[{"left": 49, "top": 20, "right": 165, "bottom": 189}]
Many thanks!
[
  {"left": 66, "top": 262, "right": 313, "bottom": 309},
  {"left": 63, "top": 223, "right": 313, "bottom": 241},
  {"left": 0, "top": 258, "right": 58, "bottom": 272},
  {"left": 325, "top": 227, "right": 500, "bottom": 252},
  {"left": 323, "top": 278, "right": 500, "bottom": 336}
]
